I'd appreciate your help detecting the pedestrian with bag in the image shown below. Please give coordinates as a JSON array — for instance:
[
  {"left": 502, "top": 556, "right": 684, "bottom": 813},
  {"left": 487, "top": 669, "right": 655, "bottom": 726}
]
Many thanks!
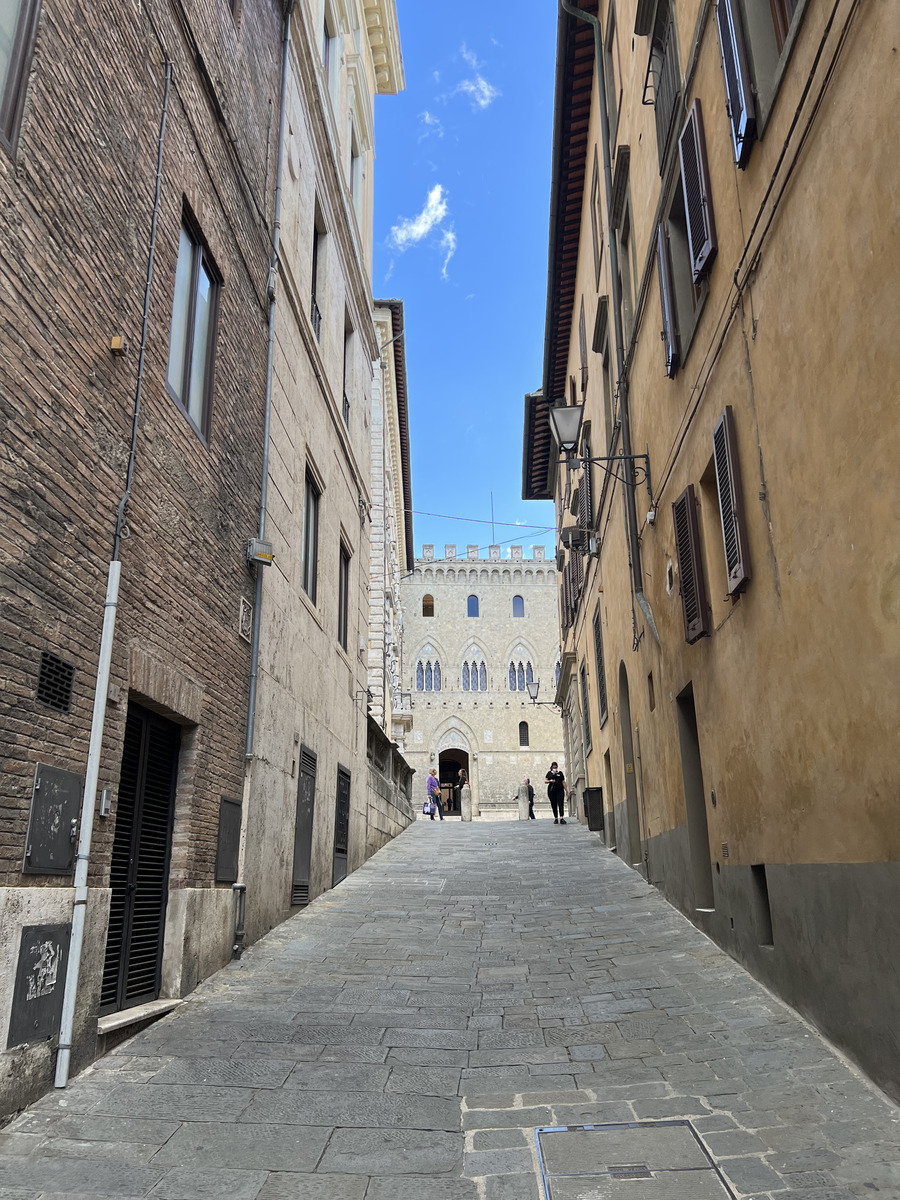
[
  {"left": 425, "top": 767, "right": 444, "bottom": 821},
  {"left": 545, "top": 761, "right": 567, "bottom": 824},
  {"left": 524, "top": 777, "right": 535, "bottom": 819}
]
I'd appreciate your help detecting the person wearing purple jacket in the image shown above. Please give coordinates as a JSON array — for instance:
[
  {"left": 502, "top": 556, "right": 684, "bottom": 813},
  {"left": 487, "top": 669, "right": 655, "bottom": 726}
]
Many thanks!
[{"left": 427, "top": 768, "right": 444, "bottom": 821}]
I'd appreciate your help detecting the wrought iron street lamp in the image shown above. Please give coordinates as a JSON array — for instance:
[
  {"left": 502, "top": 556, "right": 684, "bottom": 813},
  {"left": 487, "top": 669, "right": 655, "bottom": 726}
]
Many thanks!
[
  {"left": 548, "top": 402, "right": 653, "bottom": 502},
  {"left": 526, "top": 679, "right": 560, "bottom": 710}
]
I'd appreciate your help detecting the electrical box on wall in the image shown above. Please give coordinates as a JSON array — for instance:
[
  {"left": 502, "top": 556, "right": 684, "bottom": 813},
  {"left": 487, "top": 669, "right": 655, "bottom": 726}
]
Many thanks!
[
  {"left": 7, "top": 923, "right": 71, "bottom": 1048},
  {"left": 22, "top": 764, "right": 83, "bottom": 875}
]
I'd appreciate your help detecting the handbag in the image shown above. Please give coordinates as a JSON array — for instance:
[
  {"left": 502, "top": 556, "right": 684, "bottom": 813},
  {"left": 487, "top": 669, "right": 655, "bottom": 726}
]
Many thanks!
[{"left": 423, "top": 799, "right": 436, "bottom": 815}]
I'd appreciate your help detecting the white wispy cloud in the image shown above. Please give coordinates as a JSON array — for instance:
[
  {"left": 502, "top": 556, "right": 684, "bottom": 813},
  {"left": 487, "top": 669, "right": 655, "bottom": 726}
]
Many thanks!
[
  {"left": 389, "top": 185, "right": 448, "bottom": 251},
  {"left": 460, "top": 43, "right": 480, "bottom": 68},
  {"left": 418, "top": 110, "right": 444, "bottom": 141},
  {"left": 440, "top": 229, "right": 457, "bottom": 279},
  {"left": 455, "top": 74, "right": 501, "bottom": 110}
]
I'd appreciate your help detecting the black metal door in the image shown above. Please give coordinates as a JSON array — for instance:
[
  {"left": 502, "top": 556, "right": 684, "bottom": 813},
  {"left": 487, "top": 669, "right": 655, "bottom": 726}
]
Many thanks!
[
  {"left": 332, "top": 766, "right": 350, "bottom": 886},
  {"left": 101, "top": 704, "right": 179, "bottom": 1014},
  {"left": 291, "top": 746, "right": 316, "bottom": 906}
]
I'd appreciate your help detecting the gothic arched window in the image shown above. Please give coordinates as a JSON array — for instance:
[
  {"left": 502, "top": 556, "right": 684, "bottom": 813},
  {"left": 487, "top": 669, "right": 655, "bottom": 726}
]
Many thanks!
[
  {"left": 416, "top": 662, "right": 424, "bottom": 691},
  {"left": 512, "top": 595, "right": 524, "bottom": 618},
  {"left": 517, "top": 663, "right": 525, "bottom": 691},
  {"left": 422, "top": 594, "right": 434, "bottom": 617},
  {"left": 479, "top": 662, "right": 487, "bottom": 691},
  {"left": 425, "top": 663, "right": 433, "bottom": 691},
  {"left": 526, "top": 662, "right": 534, "bottom": 686},
  {"left": 463, "top": 663, "right": 470, "bottom": 690},
  {"left": 519, "top": 721, "right": 530, "bottom": 747},
  {"left": 470, "top": 662, "right": 478, "bottom": 690},
  {"left": 467, "top": 594, "right": 479, "bottom": 617},
  {"left": 509, "top": 662, "right": 516, "bottom": 690},
  {"left": 433, "top": 663, "right": 441, "bottom": 691}
]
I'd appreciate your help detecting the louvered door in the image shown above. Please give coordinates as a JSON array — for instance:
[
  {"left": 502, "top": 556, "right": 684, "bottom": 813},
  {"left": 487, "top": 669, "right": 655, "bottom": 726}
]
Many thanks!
[
  {"left": 291, "top": 746, "right": 317, "bottom": 906},
  {"left": 332, "top": 766, "right": 351, "bottom": 886},
  {"left": 101, "top": 705, "right": 179, "bottom": 1014}
]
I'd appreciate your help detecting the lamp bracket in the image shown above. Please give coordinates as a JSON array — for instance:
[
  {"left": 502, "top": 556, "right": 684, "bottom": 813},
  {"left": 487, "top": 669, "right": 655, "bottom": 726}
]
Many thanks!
[{"left": 564, "top": 452, "right": 653, "bottom": 504}]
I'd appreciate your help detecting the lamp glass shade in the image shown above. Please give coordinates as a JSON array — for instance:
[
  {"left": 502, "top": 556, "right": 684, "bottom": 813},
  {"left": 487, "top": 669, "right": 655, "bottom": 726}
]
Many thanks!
[
  {"left": 548, "top": 403, "right": 584, "bottom": 452},
  {"left": 526, "top": 680, "right": 540, "bottom": 701}
]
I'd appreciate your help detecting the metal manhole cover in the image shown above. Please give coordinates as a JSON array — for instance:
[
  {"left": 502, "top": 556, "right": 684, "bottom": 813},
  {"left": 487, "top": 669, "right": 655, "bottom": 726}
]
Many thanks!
[{"left": 535, "top": 1121, "right": 737, "bottom": 1200}]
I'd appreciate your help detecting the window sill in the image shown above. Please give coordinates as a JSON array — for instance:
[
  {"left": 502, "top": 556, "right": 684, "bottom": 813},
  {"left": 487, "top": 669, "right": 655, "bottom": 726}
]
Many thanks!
[{"left": 298, "top": 585, "right": 324, "bottom": 630}]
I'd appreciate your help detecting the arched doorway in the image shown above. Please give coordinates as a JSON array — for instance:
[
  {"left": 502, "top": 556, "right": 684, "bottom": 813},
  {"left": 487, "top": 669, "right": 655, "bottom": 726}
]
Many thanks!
[
  {"left": 618, "top": 662, "right": 643, "bottom": 867},
  {"left": 438, "top": 749, "right": 469, "bottom": 816}
]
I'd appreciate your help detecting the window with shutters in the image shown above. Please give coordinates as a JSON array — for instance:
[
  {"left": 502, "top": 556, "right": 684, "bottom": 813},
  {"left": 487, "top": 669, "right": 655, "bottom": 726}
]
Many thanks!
[
  {"left": 678, "top": 101, "right": 717, "bottom": 284},
  {"left": 580, "top": 662, "right": 592, "bottom": 754},
  {"left": 579, "top": 436, "right": 594, "bottom": 540},
  {"left": 672, "top": 484, "right": 711, "bottom": 643},
  {"left": 592, "top": 606, "right": 609, "bottom": 727},
  {"left": 311, "top": 203, "right": 327, "bottom": 341},
  {"left": 720, "top": 0, "right": 808, "bottom": 140},
  {"left": 643, "top": 0, "right": 681, "bottom": 170},
  {"left": 578, "top": 298, "right": 589, "bottom": 393},
  {"left": 604, "top": 1, "right": 623, "bottom": 149},
  {"left": 1, "top": 0, "right": 40, "bottom": 155},
  {"left": 712, "top": 406, "right": 751, "bottom": 594},
  {"left": 589, "top": 151, "right": 603, "bottom": 288},
  {"left": 617, "top": 202, "right": 637, "bottom": 341},
  {"left": 657, "top": 173, "right": 707, "bottom": 377},
  {"left": 592, "top": 298, "right": 616, "bottom": 451}
]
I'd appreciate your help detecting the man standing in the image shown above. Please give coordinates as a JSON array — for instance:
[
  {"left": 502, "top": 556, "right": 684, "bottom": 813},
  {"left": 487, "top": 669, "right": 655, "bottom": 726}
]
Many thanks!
[
  {"left": 524, "top": 777, "right": 535, "bottom": 819},
  {"left": 427, "top": 768, "right": 444, "bottom": 821},
  {"left": 544, "top": 762, "right": 567, "bottom": 824}
]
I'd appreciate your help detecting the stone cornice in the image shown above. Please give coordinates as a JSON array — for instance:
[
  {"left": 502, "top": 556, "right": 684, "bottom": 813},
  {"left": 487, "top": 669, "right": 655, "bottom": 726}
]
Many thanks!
[{"left": 362, "top": 0, "right": 405, "bottom": 94}]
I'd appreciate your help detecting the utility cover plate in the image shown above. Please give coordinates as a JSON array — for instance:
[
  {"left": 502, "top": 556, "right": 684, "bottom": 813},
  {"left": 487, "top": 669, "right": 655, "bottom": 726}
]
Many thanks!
[{"left": 536, "top": 1122, "right": 736, "bottom": 1200}]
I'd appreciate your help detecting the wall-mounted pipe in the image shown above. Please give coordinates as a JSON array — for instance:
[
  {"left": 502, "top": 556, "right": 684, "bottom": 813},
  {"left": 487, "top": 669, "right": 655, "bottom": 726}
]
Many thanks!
[{"left": 56, "top": 60, "right": 173, "bottom": 1090}]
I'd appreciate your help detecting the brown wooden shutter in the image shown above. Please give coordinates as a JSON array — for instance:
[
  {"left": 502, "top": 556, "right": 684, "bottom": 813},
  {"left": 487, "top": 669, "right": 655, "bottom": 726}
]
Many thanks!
[
  {"left": 579, "top": 455, "right": 593, "bottom": 537},
  {"left": 715, "top": 0, "right": 756, "bottom": 168},
  {"left": 656, "top": 223, "right": 680, "bottom": 378},
  {"left": 713, "top": 405, "right": 751, "bottom": 594},
  {"left": 579, "top": 298, "right": 589, "bottom": 393},
  {"left": 678, "top": 100, "right": 717, "bottom": 283},
  {"left": 672, "top": 484, "right": 710, "bottom": 643}
]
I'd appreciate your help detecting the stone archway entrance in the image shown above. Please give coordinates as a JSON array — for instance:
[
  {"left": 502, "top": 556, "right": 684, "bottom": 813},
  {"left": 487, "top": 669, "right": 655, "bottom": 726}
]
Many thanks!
[{"left": 438, "top": 749, "right": 469, "bottom": 816}]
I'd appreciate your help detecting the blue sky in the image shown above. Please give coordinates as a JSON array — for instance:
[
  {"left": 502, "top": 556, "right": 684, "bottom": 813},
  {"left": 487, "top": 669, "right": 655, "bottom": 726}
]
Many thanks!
[{"left": 373, "top": 1, "right": 558, "bottom": 562}]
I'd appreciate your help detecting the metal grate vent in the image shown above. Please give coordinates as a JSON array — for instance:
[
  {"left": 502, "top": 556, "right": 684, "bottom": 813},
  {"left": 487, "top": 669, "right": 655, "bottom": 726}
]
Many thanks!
[
  {"left": 291, "top": 882, "right": 309, "bottom": 906},
  {"left": 610, "top": 1166, "right": 653, "bottom": 1179},
  {"left": 239, "top": 597, "right": 253, "bottom": 643},
  {"left": 37, "top": 652, "right": 75, "bottom": 712}
]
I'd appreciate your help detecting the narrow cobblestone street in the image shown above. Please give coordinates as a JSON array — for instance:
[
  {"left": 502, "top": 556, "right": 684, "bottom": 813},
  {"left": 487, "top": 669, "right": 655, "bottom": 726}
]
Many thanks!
[{"left": 1, "top": 820, "right": 898, "bottom": 1200}]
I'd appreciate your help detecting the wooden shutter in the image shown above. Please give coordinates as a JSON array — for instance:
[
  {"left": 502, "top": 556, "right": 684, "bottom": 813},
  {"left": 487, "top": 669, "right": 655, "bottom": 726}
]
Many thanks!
[
  {"left": 713, "top": 406, "right": 752, "bottom": 594},
  {"left": 656, "top": 223, "right": 680, "bottom": 378},
  {"left": 678, "top": 100, "right": 717, "bottom": 283},
  {"left": 672, "top": 484, "right": 710, "bottom": 643},
  {"left": 716, "top": 0, "right": 757, "bottom": 167},
  {"left": 579, "top": 298, "right": 589, "bottom": 393},
  {"left": 592, "top": 609, "right": 608, "bottom": 725},
  {"left": 579, "top": 455, "right": 593, "bottom": 537}
]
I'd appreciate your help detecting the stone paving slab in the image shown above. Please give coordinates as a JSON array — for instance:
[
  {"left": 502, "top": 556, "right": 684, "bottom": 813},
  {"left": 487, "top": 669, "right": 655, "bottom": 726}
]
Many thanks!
[{"left": 3, "top": 821, "right": 900, "bottom": 1198}]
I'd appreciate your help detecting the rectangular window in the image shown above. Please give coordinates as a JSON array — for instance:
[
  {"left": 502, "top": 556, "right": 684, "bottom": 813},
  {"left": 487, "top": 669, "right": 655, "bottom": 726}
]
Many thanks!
[
  {"left": 322, "top": 4, "right": 339, "bottom": 106},
  {"left": 166, "top": 217, "right": 220, "bottom": 438},
  {"left": 592, "top": 298, "right": 615, "bottom": 451},
  {"left": 658, "top": 173, "right": 707, "bottom": 378},
  {"left": 644, "top": 0, "right": 681, "bottom": 169},
  {"left": 592, "top": 606, "right": 608, "bottom": 726},
  {"left": 302, "top": 470, "right": 320, "bottom": 603},
  {"left": 604, "top": 1, "right": 622, "bottom": 148},
  {"left": 617, "top": 204, "right": 636, "bottom": 342},
  {"left": 735, "top": 0, "right": 807, "bottom": 132},
  {"left": 337, "top": 542, "right": 350, "bottom": 651},
  {"left": 578, "top": 298, "right": 589, "bottom": 394},
  {"left": 580, "top": 662, "right": 592, "bottom": 754},
  {"left": 349, "top": 123, "right": 364, "bottom": 225},
  {"left": 0, "top": 0, "right": 40, "bottom": 155},
  {"left": 342, "top": 320, "right": 353, "bottom": 426},
  {"left": 311, "top": 207, "right": 326, "bottom": 341},
  {"left": 589, "top": 150, "right": 603, "bottom": 288}
]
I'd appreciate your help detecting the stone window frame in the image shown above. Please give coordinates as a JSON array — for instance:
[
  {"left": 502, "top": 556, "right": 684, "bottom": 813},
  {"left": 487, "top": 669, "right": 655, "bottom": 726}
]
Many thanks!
[{"left": 0, "top": 0, "right": 40, "bottom": 157}]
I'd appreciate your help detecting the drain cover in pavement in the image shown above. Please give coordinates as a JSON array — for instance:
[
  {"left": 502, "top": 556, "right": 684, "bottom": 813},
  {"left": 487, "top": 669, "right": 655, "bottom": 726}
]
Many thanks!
[{"left": 535, "top": 1121, "right": 736, "bottom": 1200}]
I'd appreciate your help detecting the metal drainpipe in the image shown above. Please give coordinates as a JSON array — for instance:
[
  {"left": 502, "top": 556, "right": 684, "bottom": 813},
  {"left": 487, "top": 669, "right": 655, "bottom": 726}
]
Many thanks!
[
  {"left": 559, "top": 2, "right": 659, "bottom": 646},
  {"left": 55, "top": 61, "right": 173, "bottom": 1089},
  {"left": 234, "top": 0, "right": 295, "bottom": 959}
]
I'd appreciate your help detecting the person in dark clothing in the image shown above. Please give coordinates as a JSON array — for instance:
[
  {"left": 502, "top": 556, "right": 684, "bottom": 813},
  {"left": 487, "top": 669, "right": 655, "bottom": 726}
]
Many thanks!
[{"left": 545, "top": 762, "right": 567, "bottom": 824}]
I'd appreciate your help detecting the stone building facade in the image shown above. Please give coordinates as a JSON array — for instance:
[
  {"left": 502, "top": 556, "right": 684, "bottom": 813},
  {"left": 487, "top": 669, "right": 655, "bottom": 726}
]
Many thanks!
[
  {"left": 0, "top": 0, "right": 411, "bottom": 1117},
  {"left": 523, "top": 0, "right": 900, "bottom": 1097},
  {"left": 400, "top": 546, "right": 566, "bottom": 816}
]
